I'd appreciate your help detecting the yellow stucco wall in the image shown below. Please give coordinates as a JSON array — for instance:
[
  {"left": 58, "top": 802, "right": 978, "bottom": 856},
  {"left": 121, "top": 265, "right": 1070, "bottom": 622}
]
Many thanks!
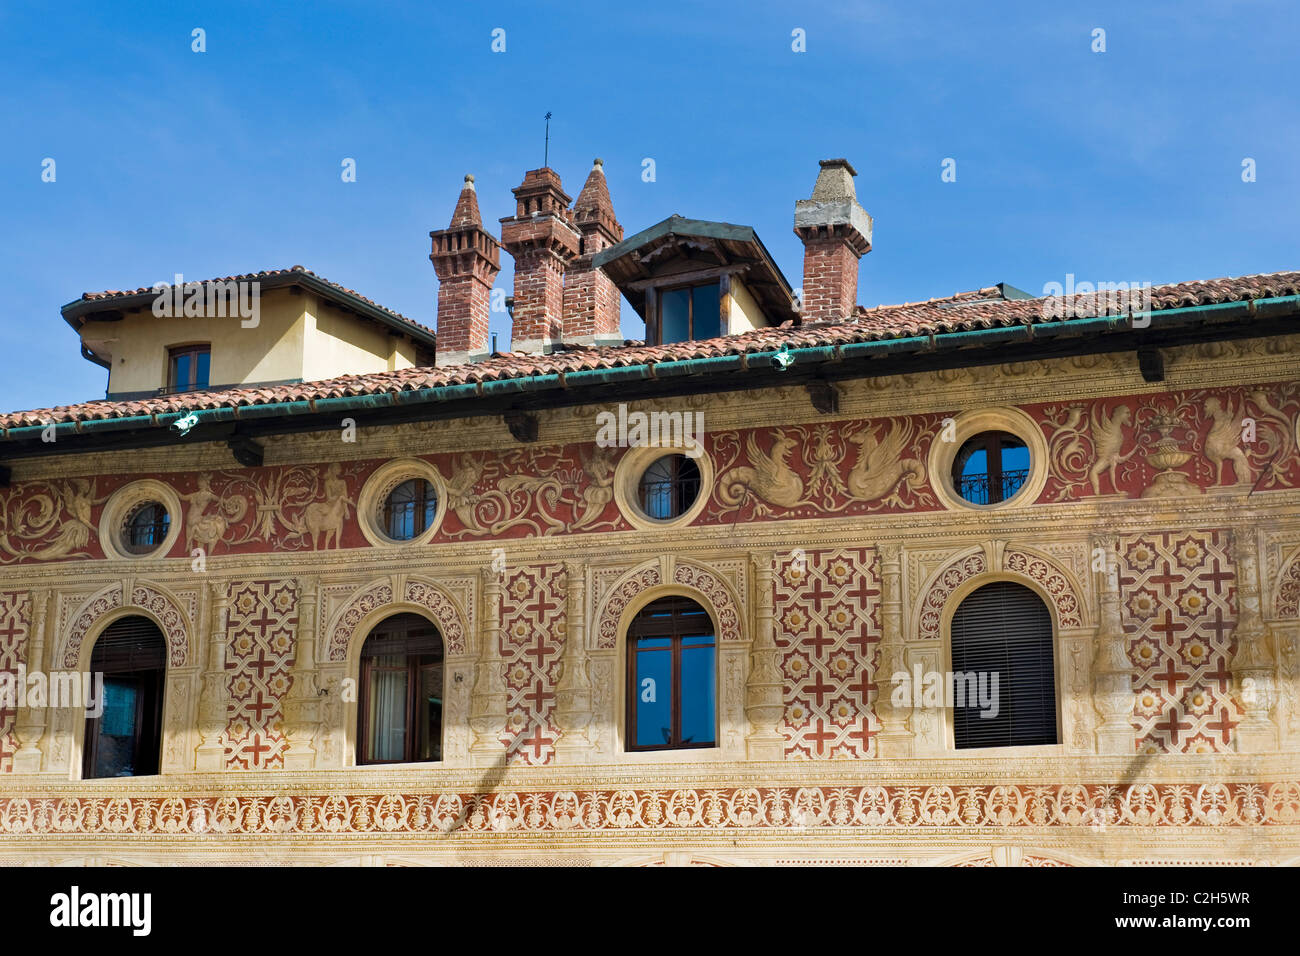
[
  {"left": 81, "top": 288, "right": 417, "bottom": 395},
  {"left": 727, "top": 277, "right": 765, "bottom": 333}
]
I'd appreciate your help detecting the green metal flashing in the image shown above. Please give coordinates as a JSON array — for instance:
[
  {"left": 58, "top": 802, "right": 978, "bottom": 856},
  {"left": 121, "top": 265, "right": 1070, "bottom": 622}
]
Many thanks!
[{"left": 3, "top": 294, "right": 1297, "bottom": 449}]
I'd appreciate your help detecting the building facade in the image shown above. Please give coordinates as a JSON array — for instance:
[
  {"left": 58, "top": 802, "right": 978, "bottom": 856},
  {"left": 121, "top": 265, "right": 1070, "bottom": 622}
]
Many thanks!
[{"left": 0, "top": 159, "right": 1297, "bottom": 866}]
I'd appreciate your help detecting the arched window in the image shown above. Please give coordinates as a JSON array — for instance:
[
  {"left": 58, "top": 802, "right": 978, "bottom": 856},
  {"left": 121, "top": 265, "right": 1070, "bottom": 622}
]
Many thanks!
[
  {"left": 83, "top": 616, "right": 166, "bottom": 778},
  {"left": 950, "top": 581, "right": 1057, "bottom": 749},
  {"left": 626, "top": 596, "right": 715, "bottom": 751},
  {"left": 357, "top": 613, "right": 444, "bottom": 764}
]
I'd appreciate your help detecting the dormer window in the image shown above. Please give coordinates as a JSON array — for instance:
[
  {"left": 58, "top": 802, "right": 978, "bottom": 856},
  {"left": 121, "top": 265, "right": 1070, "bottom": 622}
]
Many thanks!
[
  {"left": 168, "top": 344, "right": 210, "bottom": 394},
  {"left": 591, "top": 216, "right": 799, "bottom": 347},
  {"left": 659, "top": 283, "right": 721, "bottom": 344}
]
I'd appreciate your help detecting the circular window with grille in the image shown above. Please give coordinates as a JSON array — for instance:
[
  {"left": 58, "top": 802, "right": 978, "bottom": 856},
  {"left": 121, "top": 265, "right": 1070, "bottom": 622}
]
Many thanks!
[
  {"left": 614, "top": 443, "right": 713, "bottom": 531},
  {"left": 99, "top": 479, "right": 184, "bottom": 560},
  {"left": 928, "top": 408, "right": 1046, "bottom": 512},
  {"left": 358, "top": 459, "right": 446, "bottom": 547}
]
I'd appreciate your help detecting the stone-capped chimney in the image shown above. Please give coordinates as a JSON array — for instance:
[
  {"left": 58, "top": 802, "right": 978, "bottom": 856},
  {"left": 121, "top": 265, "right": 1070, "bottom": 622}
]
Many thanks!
[
  {"left": 563, "top": 158, "right": 624, "bottom": 347},
  {"left": 793, "top": 158, "right": 872, "bottom": 323},
  {"left": 499, "top": 167, "right": 581, "bottom": 353},
  {"left": 430, "top": 174, "right": 501, "bottom": 366}
]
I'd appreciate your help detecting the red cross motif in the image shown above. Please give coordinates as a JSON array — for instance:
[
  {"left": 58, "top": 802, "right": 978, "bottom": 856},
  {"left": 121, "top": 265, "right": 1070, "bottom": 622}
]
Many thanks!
[
  {"left": 1154, "top": 706, "right": 1192, "bottom": 746},
  {"left": 1195, "top": 553, "right": 1234, "bottom": 591},
  {"left": 1147, "top": 563, "right": 1183, "bottom": 598},
  {"left": 804, "top": 672, "right": 836, "bottom": 708},
  {"left": 803, "top": 576, "right": 836, "bottom": 614},
  {"left": 522, "top": 678, "right": 553, "bottom": 715},
  {"left": 523, "top": 633, "right": 551, "bottom": 669},
  {"left": 524, "top": 587, "right": 558, "bottom": 622},
  {"left": 846, "top": 720, "right": 876, "bottom": 753},
  {"left": 517, "top": 725, "right": 550, "bottom": 760},
  {"left": 805, "top": 719, "right": 835, "bottom": 755},
  {"left": 247, "top": 646, "right": 276, "bottom": 682},
  {"left": 1205, "top": 706, "right": 1239, "bottom": 745},
  {"left": 841, "top": 572, "right": 877, "bottom": 609},
  {"left": 844, "top": 625, "right": 879, "bottom": 657},
  {"left": 1153, "top": 659, "right": 1189, "bottom": 696},
  {"left": 803, "top": 629, "right": 835, "bottom": 659},
  {"left": 246, "top": 690, "right": 275, "bottom": 724},
  {"left": 0, "top": 616, "right": 24, "bottom": 647},
  {"left": 241, "top": 733, "right": 272, "bottom": 766},
  {"left": 1199, "top": 608, "right": 1234, "bottom": 646},
  {"left": 1151, "top": 610, "right": 1187, "bottom": 647},
  {"left": 1200, "top": 655, "right": 1232, "bottom": 693},
  {"left": 846, "top": 671, "right": 877, "bottom": 703}
]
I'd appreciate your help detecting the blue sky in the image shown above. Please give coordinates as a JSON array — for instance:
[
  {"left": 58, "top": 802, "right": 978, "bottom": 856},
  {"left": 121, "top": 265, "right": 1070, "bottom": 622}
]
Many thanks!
[{"left": 2, "top": 0, "right": 1296, "bottom": 413}]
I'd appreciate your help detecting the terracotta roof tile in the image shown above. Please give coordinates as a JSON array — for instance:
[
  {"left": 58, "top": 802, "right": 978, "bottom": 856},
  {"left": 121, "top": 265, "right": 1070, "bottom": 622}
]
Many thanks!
[{"left": 6, "top": 270, "right": 1297, "bottom": 431}]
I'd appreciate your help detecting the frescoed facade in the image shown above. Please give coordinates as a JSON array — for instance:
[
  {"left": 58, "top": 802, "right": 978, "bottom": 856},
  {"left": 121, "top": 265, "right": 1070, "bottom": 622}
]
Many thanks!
[{"left": 0, "top": 158, "right": 1297, "bottom": 866}]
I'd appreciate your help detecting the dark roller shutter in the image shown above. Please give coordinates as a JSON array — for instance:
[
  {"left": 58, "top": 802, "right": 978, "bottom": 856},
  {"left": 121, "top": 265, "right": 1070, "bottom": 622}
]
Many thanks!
[
  {"left": 951, "top": 582, "right": 1056, "bottom": 749},
  {"left": 90, "top": 616, "right": 167, "bottom": 673}
]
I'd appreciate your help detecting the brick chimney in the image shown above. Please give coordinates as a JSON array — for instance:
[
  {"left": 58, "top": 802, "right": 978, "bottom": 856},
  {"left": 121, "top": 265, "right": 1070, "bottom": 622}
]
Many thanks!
[
  {"left": 499, "top": 167, "right": 581, "bottom": 353},
  {"left": 430, "top": 174, "right": 501, "bottom": 366},
  {"left": 563, "top": 158, "right": 624, "bottom": 347},
  {"left": 793, "top": 158, "right": 872, "bottom": 323}
]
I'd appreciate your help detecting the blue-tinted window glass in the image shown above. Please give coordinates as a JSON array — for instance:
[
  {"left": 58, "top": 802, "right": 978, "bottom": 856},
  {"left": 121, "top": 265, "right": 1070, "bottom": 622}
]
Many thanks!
[
  {"left": 692, "top": 284, "right": 720, "bottom": 339},
  {"left": 660, "top": 288, "right": 690, "bottom": 343},
  {"left": 960, "top": 447, "right": 988, "bottom": 480},
  {"left": 100, "top": 680, "right": 138, "bottom": 737},
  {"left": 173, "top": 353, "right": 192, "bottom": 390},
  {"left": 634, "top": 645, "right": 673, "bottom": 747},
  {"left": 680, "top": 637, "right": 716, "bottom": 745},
  {"left": 195, "top": 349, "right": 211, "bottom": 389}
]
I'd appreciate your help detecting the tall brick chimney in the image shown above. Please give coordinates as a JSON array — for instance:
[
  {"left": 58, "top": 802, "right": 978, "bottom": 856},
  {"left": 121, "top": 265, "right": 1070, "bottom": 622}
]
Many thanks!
[
  {"left": 430, "top": 174, "right": 501, "bottom": 366},
  {"left": 499, "top": 168, "right": 581, "bottom": 353},
  {"left": 563, "top": 158, "right": 624, "bottom": 347},
  {"left": 793, "top": 158, "right": 872, "bottom": 323}
]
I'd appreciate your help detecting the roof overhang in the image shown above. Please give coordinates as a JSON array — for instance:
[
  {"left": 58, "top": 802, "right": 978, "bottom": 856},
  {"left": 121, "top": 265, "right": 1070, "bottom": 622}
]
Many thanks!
[
  {"left": 60, "top": 269, "right": 437, "bottom": 359},
  {"left": 593, "top": 215, "right": 798, "bottom": 324}
]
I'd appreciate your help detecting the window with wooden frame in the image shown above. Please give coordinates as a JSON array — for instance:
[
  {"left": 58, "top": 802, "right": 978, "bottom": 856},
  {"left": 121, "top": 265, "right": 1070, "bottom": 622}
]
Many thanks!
[
  {"left": 357, "top": 613, "right": 444, "bottom": 765},
  {"left": 654, "top": 281, "right": 721, "bottom": 344},
  {"left": 122, "top": 501, "right": 170, "bottom": 555},
  {"left": 951, "top": 430, "right": 1030, "bottom": 505},
  {"left": 82, "top": 616, "right": 166, "bottom": 779},
  {"left": 636, "top": 454, "right": 702, "bottom": 520},
  {"left": 382, "top": 478, "right": 438, "bottom": 541},
  {"left": 950, "top": 581, "right": 1057, "bottom": 749},
  {"left": 167, "top": 344, "right": 211, "bottom": 394},
  {"left": 626, "top": 596, "right": 716, "bottom": 751}
]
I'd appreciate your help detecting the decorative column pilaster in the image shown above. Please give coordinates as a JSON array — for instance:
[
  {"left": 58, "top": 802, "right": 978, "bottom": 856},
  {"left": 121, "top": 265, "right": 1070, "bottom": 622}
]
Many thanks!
[
  {"left": 195, "top": 582, "right": 230, "bottom": 771},
  {"left": 1231, "top": 528, "right": 1277, "bottom": 751},
  {"left": 553, "top": 562, "right": 595, "bottom": 762},
  {"left": 1091, "top": 534, "right": 1133, "bottom": 754},
  {"left": 12, "top": 589, "right": 49, "bottom": 773},
  {"left": 469, "top": 568, "right": 508, "bottom": 766},
  {"left": 874, "top": 544, "right": 912, "bottom": 757},
  {"left": 745, "top": 553, "right": 785, "bottom": 760},
  {"left": 283, "top": 578, "right": 321, "bottom": 769}
]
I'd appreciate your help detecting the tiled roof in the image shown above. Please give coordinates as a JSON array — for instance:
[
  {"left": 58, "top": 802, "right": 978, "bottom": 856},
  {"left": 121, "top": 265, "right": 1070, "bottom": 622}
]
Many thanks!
[
  {"left": 6, "top": 270, "right": 1297, "bottom": 431},
  {"left": 64, "top": 265, "right": 436, "bottom": 340}
]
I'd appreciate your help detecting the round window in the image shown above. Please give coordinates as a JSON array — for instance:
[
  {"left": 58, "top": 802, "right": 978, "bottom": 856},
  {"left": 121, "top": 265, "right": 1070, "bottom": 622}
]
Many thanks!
[
  {"left": 951, "top": 431, "right": 1029, "bottom": 505},
  {"left": 637, "top": 454, "right": 701, "bottom": 520},
  {"left": 382, "top": 478, "right": 438, "bottom": 541},
  {"left": 122, "top": 501, "right": 171, "bottom": 555}
]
